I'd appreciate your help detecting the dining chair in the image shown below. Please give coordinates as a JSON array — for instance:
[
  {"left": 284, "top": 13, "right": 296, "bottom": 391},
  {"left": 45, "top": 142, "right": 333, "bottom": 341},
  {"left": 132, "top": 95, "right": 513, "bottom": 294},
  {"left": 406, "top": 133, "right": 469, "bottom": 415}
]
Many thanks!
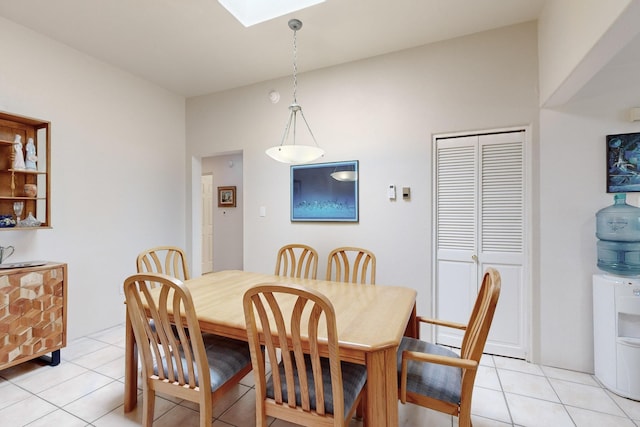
[
  {"left": 243, "top": 283, "right": 367, "bottom": 427},
  {"left": 325, "top": 246, "right": 376, "bottom": 284},
  {"left": 124, "top": 273, "right": 252, "bottom": 427},
  {"left": 397, "top": 267, "right": 501, "bottom": 427},
  {"left": 274, "top": 243, "right": 319, "bottom": 279},
  {"left": 136, "top": 246, "right": 190, "bottom": 282}
]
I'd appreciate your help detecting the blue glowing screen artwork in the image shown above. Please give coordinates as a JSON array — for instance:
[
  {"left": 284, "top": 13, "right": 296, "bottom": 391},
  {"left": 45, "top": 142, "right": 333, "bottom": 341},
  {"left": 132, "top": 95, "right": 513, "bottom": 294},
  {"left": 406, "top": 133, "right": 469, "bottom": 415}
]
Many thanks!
[
  {"left": 291, "top": 160, "right": 359, "bottom": 222},
  {"left": 607, "top": 132, "right": 640, "bottom": 193}
]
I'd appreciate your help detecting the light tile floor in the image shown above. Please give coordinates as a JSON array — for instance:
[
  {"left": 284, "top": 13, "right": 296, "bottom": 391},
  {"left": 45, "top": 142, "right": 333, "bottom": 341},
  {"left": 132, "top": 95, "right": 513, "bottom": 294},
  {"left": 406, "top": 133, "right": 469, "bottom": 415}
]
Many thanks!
[{"left": 1, "top": 323, "right": 639, "bottom": 426}]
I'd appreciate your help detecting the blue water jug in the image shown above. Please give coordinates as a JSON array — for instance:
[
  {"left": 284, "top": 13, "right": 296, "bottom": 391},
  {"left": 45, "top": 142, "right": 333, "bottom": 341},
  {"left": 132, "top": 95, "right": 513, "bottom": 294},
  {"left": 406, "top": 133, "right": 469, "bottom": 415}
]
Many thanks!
[
  {"left": 597, "top": 240, "right": 640, "bottom": 276},
  {"left": 596, "top": 193, "right": 640, "bottom": 276},
  {"left": 596, "top": 193, "right": 640, "bottom": 241}
]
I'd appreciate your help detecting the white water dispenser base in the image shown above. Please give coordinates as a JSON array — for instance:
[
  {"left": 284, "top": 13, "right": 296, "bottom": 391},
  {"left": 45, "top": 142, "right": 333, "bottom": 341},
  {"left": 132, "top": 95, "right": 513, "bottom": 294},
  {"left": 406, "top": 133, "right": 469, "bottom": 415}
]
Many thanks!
[{"left": 593, "top": 274, "right": 640, "bottom": 400}]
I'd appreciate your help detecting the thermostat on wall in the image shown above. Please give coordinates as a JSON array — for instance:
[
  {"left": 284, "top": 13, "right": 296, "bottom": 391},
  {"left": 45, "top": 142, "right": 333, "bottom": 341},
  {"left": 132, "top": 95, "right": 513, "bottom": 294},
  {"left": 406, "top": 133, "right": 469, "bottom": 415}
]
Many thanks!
[{"left": 388, "top": 185, "right": 396, "bottom": 200}]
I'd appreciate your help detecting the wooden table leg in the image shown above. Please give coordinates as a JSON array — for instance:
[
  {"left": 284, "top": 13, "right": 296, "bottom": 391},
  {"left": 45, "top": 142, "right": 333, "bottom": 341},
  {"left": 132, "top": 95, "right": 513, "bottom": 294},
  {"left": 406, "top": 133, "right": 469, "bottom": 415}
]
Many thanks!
[
  {"left": 124, "top": 310, "right": 138, "bottom": 412},
  {"left": 366, "top": 347, "right": 399, "bottom": 427}
]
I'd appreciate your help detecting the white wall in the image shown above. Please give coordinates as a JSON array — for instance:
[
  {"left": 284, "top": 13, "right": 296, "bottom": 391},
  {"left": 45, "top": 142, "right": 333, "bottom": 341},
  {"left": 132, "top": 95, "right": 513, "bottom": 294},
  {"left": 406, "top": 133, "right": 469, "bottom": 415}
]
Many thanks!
[
  {"left": 0, "top": 18, "right": 186, "bottom": 339},
  {"left": 187, "top": 22, "right": 540, "bottom": 355},
  {"left": 202, "top": 153, "right": 244, "bottom": 271},
  {"left": 538, "top": 0, "right": 632, "bottom": 106}
]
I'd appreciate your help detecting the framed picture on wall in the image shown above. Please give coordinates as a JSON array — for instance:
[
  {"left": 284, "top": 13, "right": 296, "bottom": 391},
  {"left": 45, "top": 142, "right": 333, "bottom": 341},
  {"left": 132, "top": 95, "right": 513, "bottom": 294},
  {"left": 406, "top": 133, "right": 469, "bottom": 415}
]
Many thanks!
[
  {"left": 290, "top": 160, "right": 359, "bottom": 222},
  {"left": 217, "top": 186, "right": 236, "bottom": 207},
  {"left": 607, "top": 132, "right": 640, "bottom": 193}
]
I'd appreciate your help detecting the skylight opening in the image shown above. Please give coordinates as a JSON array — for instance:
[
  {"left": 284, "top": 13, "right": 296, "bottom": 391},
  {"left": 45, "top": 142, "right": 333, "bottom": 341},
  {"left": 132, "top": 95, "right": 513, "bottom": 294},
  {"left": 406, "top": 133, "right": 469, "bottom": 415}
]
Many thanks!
[{"left": 218, "top": 0, "right": 325, "bottom": 27}]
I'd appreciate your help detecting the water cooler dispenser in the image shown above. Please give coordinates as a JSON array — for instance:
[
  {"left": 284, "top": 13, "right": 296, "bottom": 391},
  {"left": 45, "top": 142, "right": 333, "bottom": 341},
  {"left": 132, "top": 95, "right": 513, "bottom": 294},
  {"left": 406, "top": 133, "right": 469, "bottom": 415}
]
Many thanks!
[
  {"left": 593, "top": 194, "right": 640, "bottom": 400},
  {"left": 593, "top": 274, "right": 640, "bottom": 400}
]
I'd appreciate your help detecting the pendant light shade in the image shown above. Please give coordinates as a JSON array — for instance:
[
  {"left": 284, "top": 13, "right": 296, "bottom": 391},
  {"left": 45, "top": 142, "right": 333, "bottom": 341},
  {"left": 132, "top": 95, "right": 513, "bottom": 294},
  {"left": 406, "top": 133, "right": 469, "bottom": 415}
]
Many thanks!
[
  {"left": 266, "top": 19, "right": 324, "bottom": 164},
  {"left": 266, "top": 144, "right": 325, "bottom": 164}
]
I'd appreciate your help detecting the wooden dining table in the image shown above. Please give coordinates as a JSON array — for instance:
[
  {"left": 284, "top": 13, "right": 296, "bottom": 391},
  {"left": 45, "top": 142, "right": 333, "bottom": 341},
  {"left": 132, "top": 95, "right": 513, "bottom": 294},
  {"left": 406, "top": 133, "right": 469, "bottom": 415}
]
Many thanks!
[{"left": 124, "top": 270, "right": 417, "bottom": 427}]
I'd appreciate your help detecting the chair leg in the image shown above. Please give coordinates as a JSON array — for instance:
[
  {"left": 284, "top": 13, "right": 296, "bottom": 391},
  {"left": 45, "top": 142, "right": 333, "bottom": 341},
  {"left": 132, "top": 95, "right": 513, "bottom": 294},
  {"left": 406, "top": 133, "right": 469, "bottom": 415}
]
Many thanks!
[
  {"left": 142, "top": 387, "right": 155, "bottom": 427},
  {"left": 255, "top": 400, "right": 268, "bottom": 427},
  {"left": 458, "top": 411, "right": 472, "bottom": 427},
  {"left": 200, "top": 398, "right": 212, "bottom": 427},
  {"left": 356, "top": 400, "right": 364, "bottom": 420},
  {"left": 459, "top": 398, "right": 473, "bottom": 427},
  {"left": 348, "top": 385, "right": 366, "bottom": 424}
]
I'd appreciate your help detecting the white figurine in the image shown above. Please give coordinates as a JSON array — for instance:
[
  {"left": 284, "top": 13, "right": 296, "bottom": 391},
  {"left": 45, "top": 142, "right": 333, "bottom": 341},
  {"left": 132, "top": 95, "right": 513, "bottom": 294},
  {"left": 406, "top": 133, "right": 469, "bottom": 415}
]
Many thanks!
[
  {"left": 25, "top": 138, "right": 37, "bottom": 170},
  {"left": 12, "top": 135, "right": 25, "bottom": 170}
]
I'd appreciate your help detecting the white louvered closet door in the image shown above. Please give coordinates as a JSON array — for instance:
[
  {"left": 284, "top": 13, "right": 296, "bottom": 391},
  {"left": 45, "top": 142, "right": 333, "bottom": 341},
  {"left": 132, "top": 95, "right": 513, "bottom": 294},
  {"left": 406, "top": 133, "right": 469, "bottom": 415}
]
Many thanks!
[{"left": 434, "top": 130, "right": 527, "bottom": 359}]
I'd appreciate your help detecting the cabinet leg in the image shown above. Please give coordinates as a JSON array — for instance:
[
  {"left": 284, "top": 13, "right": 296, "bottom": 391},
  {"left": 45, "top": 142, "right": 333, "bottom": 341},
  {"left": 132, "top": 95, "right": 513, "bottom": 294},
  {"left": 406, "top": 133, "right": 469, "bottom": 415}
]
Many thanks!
[{"left": 39, "top": 349, "right": 61, "bottom": 366}]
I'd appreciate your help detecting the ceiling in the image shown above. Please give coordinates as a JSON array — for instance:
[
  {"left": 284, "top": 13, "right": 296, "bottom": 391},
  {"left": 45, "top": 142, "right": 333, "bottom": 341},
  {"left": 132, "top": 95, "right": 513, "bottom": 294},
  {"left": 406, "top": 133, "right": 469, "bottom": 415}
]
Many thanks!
[{"left": 0, "top": 0, "right": 547, "bottom": 97}]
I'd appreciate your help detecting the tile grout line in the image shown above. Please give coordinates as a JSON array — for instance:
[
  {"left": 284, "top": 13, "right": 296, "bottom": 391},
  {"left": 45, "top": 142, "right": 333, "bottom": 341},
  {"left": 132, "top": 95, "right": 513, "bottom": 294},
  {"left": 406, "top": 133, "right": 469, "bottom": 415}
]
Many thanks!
[
  {"left": 3, "top": 372, "right": 96, "bottom": 426},
  {"left": 540, "top": 368, "right": 577, "bottom": 426},
  {"left": 488, "top": 355, "right": 516, "bottom": 426}
]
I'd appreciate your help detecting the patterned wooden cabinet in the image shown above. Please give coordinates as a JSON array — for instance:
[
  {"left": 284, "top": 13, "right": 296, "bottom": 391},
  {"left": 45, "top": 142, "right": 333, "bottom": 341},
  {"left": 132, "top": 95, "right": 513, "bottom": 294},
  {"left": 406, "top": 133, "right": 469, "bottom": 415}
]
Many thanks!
[{"left": 0, "top": 262, "right": 67, "bottom": 369}]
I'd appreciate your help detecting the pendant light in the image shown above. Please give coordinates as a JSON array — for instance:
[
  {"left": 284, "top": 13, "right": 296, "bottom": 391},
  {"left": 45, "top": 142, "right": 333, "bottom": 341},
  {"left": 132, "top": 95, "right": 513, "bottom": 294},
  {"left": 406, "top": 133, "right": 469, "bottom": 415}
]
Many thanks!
[{"left": 266, "top": 19, "right": 324, "bottom": 164}]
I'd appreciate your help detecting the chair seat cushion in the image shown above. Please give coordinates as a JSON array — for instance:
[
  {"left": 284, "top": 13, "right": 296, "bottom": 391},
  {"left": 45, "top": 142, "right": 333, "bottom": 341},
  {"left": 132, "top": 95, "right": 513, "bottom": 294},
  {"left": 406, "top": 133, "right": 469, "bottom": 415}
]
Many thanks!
[
  {"left": 266, "top": 356, "right": 367, "bottom": 416},
  {"left": 397, "top": 337, "right": 462, "bottom": 404},
  {"left": 156, "top": 333, "right": 251, "bottom": 392},
  {"left": 202, "top": 333, "right": 251, "bottom": 392}
]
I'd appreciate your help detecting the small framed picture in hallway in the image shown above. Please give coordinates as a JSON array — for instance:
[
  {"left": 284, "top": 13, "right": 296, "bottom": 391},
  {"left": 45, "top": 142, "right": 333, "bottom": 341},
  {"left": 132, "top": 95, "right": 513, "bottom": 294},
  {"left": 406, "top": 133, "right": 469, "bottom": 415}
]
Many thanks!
[{"left": 217, "top": 186, "right": 236, "bottom": 207}]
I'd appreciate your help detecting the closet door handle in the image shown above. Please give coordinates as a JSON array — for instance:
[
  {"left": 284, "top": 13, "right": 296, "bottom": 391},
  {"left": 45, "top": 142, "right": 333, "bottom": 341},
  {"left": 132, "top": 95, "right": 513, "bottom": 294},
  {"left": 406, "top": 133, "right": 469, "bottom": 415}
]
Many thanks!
[{"left": 472, "top": 254, "right": 478, "bottom": 263}]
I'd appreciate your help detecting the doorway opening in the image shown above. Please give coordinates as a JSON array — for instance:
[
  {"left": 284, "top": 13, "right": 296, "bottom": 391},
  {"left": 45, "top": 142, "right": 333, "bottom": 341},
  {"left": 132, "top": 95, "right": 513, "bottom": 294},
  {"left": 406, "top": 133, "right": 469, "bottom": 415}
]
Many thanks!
[{"left": 200, "top": 153, "right": 244, "bottom": 273}]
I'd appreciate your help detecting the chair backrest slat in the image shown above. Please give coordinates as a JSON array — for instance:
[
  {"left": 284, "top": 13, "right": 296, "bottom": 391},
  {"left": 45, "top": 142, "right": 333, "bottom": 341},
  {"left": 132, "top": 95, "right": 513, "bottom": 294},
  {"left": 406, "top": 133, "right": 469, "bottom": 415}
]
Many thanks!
[
  {"left": 326, "top": 247, "right": 376, "bottom": 284},
  {"left": 275, "top": 244, "right": 319, "bottom": 280},
  {"left": 137, "top": 246, "right": 190, "bottom": 283}
]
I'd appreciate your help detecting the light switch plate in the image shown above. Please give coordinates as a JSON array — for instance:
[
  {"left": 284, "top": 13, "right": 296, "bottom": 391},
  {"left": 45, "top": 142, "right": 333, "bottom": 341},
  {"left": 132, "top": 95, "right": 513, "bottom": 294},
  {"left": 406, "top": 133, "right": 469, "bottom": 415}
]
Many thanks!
[{"left": 402, "top": 187, "right": 410, "bottom": 200}]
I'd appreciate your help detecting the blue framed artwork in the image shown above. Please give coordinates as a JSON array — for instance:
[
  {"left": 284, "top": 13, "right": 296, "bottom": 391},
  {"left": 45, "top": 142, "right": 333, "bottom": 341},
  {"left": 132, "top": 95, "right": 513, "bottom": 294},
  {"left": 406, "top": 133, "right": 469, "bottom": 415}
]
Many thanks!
[
  {"left": 607, "top": 132, "right": 640, "bottom": 193},
  {"left": 291, "top": 160, "right": 359, "bottom": 222}
]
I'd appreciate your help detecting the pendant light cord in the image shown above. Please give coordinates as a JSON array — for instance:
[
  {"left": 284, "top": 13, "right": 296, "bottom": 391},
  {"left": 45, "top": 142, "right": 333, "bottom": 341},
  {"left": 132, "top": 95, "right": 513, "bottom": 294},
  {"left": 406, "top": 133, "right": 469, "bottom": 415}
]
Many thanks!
[
  {"left": 284, "top": 22, "right": 318, "bottom": 147},
  {"left": 292, "top": 27, "right": 298, "bottom": 105}
]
